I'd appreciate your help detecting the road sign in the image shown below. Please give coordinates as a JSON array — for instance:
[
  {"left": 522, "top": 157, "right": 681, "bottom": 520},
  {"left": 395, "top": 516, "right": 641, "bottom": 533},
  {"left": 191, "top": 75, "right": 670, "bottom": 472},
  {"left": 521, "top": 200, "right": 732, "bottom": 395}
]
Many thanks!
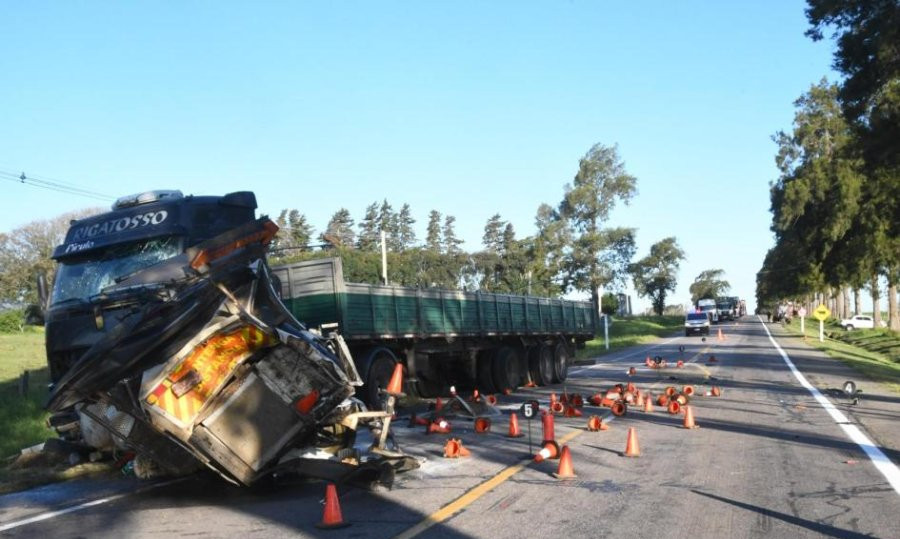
[{"left": 812, "top": 304, "right": 831, "bottom": 321}]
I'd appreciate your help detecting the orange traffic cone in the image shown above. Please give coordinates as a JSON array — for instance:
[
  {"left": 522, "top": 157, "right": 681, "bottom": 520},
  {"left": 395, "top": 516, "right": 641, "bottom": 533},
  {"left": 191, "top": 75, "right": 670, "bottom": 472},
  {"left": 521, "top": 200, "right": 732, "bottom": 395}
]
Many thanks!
[
  {"left": 551, "top": 401, "right": 565, "bottom": 414},
  {"left": 571, "top": 394, "right": 584, "bottom": 408},
  {"left": 444, "top": 438, "right": 471, "bottom": 458},
  {"left": 683, "top": 406, "right": 699, "bottom": 429},
  {"left": 643, "top": 394, "right": 654, "bottom": 412},
  {"left": 717, "top": 328, "right": 725, "bottom": 341},
  {"left": 628, "top": 366, "right": 636, "bottom": 376},
  {"left": 385, "top": 363, "right": 404, "bottom": 396},
  {"left": 683, "top": 385, "right": 695, "bottom": 396},
  {"left": 711, "top": 386, "right": 722, "bottom": 397},
  {"left": 427, "top": 418, "right": 451, "bottom": 434},
  {"left": 474, "top": 417, "right": 491, "bottom": 433},
  {"left": 471, "top": 389, "right": 481, "bottom": 402},
  {"left": 541, "top": 412, "right": 556, "bottom": 442},
  {"left": 486, "top": 394, "right": 498, "bottom": 406},
  {"left": 550, "top": 392, "right": 558, "bottom": 408},
  {"left": 316, "top": 483, "right": 350, "bottom": 529},
  {"left": 552, "top": 445, "right": 577, "bottom": 479},
  {"left": 534, "top": 440, "right": 560, "bottom": 462},
  {"left": 645, "top": 355, "right": 652, "bottom": 367},
  {"left": 667, "top": 401, "right": 681, "bottom": 415},
  {"left": 675, "top": 394, "right": 688, "bottom": 405},
  {"left": 611, "top": 401, "right": 627, "bottom": 416},
  {"left": 676, "top": 360, "right": 684, "bottom": 368},
  {"left": 624, "top": 427, "right": 640, "bottom": 457},
  {"left": 525, "top": 379, "right": 537, "bottom": 388},
  {"left": 589, "top": 393, "right": 604, "bottom": 406},
  {"left": 587, "top": 415, "right": 602, "bottom": 431},
  {"left": 657, "top": 394, "right": 669, "bottom": 407},
  {"left": 626, "top": 383, "right": 636, "bottom": 394},
  {"left": 665, "top": 386, "right": 677, "bottom": 397},
  {"left": 503, "top": 388, "right": 512, "bottom": 396},
  {"left": 635, "top": 392, "right": 645, "bottom": 408},
  {"left": 507, "top": 413, "right": 524, "bottom": 438},
  {"left": 564, "top": 405, "right": 583, "bottom": 418}
]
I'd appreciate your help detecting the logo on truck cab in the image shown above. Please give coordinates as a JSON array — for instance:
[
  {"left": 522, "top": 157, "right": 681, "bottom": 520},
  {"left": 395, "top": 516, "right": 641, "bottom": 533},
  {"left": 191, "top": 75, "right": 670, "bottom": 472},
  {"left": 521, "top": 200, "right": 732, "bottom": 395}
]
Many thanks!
[{"left": 71, "top": 211, "right": 169, "bottom": 242}]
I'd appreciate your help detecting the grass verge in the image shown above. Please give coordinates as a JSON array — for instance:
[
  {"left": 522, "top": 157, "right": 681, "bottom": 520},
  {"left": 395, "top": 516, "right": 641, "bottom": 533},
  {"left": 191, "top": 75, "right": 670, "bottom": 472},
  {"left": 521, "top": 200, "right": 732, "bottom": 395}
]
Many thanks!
[
  {"left": 782, "top": 319, "right": 900, "bottom": 393},
  {"left": 0, "top": 330, "right": 55, "bottom": 460},
  {"left": 576, "top": 315, "right": 683, "bottom": 361}
]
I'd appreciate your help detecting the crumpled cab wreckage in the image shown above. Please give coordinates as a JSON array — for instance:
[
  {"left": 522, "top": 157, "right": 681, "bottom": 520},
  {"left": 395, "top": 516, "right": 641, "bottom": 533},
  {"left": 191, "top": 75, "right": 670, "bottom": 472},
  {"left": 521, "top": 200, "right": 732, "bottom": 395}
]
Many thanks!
[{"left": 45, "top": 191, "right": 416, "bottom": 487}]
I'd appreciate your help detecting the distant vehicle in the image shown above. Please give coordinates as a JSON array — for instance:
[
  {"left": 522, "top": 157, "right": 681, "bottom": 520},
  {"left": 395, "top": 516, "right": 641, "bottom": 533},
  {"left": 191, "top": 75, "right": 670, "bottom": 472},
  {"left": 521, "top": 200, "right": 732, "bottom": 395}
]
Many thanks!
[
  {"left": 685, "top": 312, "right": 711, "bottom": 336},
  {"left": 840, "top": 315, "right": 886, "bottom": 330},
  {"left": 716, "top": 297, "right": 736, "bottom": 321},
  {"left": 696, "top": 298, "right": 719, "bottom": 324}
]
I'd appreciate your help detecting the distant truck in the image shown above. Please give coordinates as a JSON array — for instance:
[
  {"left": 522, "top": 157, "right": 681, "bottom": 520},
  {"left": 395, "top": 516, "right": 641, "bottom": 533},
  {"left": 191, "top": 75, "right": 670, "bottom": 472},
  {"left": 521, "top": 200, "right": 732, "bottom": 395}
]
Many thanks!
[
  {"left": 716, "top": 296, "right": 740, "bottom": 321},
  {"left": 696, "top": 298, "right": 719, "bottom": 324}
]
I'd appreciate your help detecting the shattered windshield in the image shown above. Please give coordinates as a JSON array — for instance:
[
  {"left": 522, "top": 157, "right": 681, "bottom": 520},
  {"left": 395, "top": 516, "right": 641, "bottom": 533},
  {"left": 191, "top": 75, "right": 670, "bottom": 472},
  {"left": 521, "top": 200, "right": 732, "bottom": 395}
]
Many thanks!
[{"left": 51, "top": 236, "right": 182, "bottom": 305}]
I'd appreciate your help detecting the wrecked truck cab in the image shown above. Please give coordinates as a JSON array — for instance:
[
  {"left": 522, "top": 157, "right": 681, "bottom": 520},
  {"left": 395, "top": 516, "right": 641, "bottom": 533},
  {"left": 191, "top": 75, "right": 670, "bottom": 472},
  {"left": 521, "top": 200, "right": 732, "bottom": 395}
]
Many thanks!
[{"left": 45, "top": 190, "right": 414, "bottom": 487}]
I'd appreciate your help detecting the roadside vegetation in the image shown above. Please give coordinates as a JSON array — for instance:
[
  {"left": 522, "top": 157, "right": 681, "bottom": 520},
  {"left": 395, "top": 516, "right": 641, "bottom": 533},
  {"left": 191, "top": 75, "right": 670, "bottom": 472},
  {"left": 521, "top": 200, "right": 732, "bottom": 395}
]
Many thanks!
[
  {"left": 0, "top": 329, "right": 54, "bottom": 459},
  {"left": 576, "top": 315, "right": 683, "bottom": 361},
  {"left": 782, "top": 318, "right": 900, "bottom": 392}
]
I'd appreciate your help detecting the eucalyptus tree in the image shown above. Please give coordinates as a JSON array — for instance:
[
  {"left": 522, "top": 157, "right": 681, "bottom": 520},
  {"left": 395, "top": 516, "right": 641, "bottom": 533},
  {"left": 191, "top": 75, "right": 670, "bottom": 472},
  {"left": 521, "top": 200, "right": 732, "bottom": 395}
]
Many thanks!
[
  {"left": 690, "top": 269, "right": 730, "bottom": 304},
  {"left": 629, "top": 237, "right": 686, "bottom": 316}
]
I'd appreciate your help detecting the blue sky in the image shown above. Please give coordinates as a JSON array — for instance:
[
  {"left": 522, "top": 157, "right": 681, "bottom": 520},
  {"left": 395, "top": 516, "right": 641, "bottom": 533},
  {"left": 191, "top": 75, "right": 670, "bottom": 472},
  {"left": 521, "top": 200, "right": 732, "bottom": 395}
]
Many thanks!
[{"left": 0, "top": 2, "right": 838, "bottom": 312}]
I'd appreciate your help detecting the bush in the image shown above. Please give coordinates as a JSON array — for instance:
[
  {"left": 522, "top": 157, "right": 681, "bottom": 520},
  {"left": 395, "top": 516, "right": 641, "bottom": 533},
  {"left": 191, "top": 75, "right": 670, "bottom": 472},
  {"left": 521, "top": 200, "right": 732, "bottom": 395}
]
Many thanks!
[{"left": 0, "top": 310, "right": 24, "bottom": 333}]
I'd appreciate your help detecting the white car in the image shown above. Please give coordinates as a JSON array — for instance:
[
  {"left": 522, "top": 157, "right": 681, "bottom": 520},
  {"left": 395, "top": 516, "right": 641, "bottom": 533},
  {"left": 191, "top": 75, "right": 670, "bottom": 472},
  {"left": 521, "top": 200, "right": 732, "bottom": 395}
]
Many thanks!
[{"left": 840, "top": 315, "right": 887, "bottom": 330}]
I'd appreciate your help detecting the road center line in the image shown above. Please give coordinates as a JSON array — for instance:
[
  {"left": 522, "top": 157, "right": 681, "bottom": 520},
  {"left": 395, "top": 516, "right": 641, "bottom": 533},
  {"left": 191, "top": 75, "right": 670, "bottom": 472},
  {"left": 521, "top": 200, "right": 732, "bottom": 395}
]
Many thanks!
[
  {"left": 0, "top": 478, "right": 187, "bottom": 532},
  {"left": 758, "top": 315, "right": 900, "bottom": 495}
]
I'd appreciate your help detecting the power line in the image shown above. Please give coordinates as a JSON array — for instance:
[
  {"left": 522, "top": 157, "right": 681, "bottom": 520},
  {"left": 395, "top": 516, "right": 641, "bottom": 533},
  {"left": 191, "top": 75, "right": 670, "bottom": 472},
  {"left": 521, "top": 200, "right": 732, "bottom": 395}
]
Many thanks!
[{"left": 0, "top": 169, "right": 114, "bottom": 202}]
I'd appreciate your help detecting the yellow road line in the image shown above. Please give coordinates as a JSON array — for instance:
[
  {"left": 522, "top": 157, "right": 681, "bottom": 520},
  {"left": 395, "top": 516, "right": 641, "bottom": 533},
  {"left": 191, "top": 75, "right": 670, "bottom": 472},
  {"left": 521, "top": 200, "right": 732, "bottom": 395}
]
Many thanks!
[{"left": 393, "top": 428, "right": 583, "bottom": 539}]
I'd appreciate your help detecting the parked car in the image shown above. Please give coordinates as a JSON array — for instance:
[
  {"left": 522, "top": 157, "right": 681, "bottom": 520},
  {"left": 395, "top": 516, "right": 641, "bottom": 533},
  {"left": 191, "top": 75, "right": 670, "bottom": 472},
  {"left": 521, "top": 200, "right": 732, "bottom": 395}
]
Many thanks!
[
  {"left": 685, "top": 312, "right": 711, "bottom": 336},
  {"left": 840, "top": 315, "right": 887, "bottom": 330}
]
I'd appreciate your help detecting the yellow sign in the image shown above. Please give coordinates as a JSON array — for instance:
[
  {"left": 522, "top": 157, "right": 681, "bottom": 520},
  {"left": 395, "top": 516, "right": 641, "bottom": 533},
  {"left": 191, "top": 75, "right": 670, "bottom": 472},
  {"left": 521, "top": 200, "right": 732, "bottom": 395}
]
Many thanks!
[{"left": 812, "top": 304, "right": 831, "bottom": 321}]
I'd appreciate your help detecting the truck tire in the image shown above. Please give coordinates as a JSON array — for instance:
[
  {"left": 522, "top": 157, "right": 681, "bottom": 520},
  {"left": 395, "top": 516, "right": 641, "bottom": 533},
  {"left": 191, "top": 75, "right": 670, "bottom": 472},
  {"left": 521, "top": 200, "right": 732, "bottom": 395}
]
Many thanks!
[
  {"left": 528, "top": 343, "right": 554, "bottom": 386},
  {"left": 551, "top": 342, "right": 569, "bottom": 383},
  {"left": 491, "top": 347, "right": 521, "bottom": 393},
  {"left": 476, "top": 349, "right": 498, "bottom": 394},
  {"left": 363, "top": 352, "right": 399, "bottom": 408}
]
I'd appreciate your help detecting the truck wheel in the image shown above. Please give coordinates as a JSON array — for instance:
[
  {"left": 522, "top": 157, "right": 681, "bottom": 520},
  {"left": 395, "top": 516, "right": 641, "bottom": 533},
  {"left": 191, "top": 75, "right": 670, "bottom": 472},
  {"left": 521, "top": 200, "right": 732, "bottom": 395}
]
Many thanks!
[
  {"left": 476, "top": 349, "right": 498, "bottom": 394},
  {"left": 529, "top": 344, "right": 554, "bottom": 386},
  {"left": 551, "top": 342, "right": 569, "bottom": 383},
  {"left": 363, "top": 353, "right": 399, "bottom": 408},
  {"left": 491, "top": 347, "right": 522, "bottom": 393}
]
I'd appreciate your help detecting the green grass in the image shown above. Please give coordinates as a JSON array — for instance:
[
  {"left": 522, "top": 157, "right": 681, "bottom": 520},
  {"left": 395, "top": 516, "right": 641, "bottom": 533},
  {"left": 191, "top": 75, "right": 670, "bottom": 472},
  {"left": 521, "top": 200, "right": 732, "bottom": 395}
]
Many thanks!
[
  {"left": 0, "top": 330, "right": 55, "bottom": 459},
  {"left": 576, "top": 315, "right": 684, "bottom": 361},
  {"left": 782, "top": 319, "right": 900, "bottom": 393}
]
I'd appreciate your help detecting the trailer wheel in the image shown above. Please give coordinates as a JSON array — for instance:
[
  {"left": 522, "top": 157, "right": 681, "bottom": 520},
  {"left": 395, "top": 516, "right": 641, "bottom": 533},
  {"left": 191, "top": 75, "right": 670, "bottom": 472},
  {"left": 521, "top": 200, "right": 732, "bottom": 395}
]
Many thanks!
[
  {"left": 476, "top": 349, "right": 498, "bottom": 394},
  {"left": 363, "top": 353, "right": 399, "bottom": 408},
  {"left": 551, "top": 342, "right": 569, "bottom": 383},
  {"left": 491, "top": 347, "right": 521, "bottom": 393},
  {"left": 529, "top": 344, "right": 554, "bottom": 386}
]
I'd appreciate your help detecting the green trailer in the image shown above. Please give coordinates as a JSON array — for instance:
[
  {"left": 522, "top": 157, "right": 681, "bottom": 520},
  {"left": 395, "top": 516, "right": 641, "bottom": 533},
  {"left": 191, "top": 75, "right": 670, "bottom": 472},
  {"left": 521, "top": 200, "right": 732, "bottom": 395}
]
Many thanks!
[{"left": 272, "top": 257, "right": 598, "bottom": 404}]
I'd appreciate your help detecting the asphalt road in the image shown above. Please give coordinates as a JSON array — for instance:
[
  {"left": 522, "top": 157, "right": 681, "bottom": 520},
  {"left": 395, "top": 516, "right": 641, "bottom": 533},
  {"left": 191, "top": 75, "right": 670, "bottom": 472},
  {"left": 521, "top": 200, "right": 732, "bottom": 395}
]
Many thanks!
[{"left": 2, "top": 316, "right": 899, "bottom": 538}]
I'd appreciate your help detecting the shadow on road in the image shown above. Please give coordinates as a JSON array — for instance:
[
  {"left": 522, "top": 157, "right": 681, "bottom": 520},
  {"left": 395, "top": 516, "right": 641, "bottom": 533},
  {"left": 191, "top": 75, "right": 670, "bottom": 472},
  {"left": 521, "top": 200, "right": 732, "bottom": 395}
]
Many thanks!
[{"left": 691, "top": 489, "right": 872, "bottom": 539}]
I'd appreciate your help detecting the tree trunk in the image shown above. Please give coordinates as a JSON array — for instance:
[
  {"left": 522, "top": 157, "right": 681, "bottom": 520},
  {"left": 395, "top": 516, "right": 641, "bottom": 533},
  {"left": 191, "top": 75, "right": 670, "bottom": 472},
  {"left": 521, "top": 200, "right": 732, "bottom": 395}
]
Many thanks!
[
  {"left": 888, "top": 280, "right": 899, "bottom": 332},
  {"left": 842, "top": 287, "right": 851, "bottom": 320},
  {"left": 854, "top": 288, "right": 862, "bottom": 315},
  {"left": 871, "top": 274, "right": 881, "bottom": 326},
  {"left": 835, "top": 288, "right": 844, "bottom": 322}
]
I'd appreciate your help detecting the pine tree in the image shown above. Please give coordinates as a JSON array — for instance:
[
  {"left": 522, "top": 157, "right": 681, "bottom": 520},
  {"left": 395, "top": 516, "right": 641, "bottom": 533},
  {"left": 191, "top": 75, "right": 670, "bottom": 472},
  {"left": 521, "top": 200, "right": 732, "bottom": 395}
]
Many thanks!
[
  {"left": 426, "top": 210, "right": 442, "bottom": 252},
  {"left": 482, "top": 214, "right": 505, "bottom": 253},
  {"left": 502, "top": 222, "right": 516, "bottom": 254},
  {"left": 443, "top": 215, "right": 463, "bottom": 254},
  {"left": 357, "top": 202, "right": 379, "bottom": 251},
  {"left": 288, "top": 210, "right": 314, "bottom": 250},
  {"left": 321, "top": 208, "right": 355, "bottom": 248},
  {"left": 398, "top": 203, "right": 416, "bottom": 250}
]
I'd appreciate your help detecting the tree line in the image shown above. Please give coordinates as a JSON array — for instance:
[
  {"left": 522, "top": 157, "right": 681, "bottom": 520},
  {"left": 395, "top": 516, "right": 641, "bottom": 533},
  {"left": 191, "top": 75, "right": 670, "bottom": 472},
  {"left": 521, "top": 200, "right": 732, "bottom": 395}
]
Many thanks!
[{"left": 758, "top": 1, "right": 899, "bottom": 330}]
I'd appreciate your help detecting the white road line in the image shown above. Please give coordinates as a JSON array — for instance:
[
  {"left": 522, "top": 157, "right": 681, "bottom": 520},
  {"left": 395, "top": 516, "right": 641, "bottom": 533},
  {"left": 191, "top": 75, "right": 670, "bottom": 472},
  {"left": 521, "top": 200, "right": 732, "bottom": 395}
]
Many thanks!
[
  {"left": 0, "top": 478, "right": 186, "bottom": 532},
  {"left": 758, "top": 316, "right": 900, "bottom": 495}
]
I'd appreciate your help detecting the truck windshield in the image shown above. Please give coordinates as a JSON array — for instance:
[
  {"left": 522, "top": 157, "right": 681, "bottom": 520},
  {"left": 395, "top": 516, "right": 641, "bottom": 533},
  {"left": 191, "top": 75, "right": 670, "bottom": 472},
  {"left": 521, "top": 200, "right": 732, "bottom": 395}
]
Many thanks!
[{"left": 51, "top": 236, "right": 182, "bottom": 305}]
